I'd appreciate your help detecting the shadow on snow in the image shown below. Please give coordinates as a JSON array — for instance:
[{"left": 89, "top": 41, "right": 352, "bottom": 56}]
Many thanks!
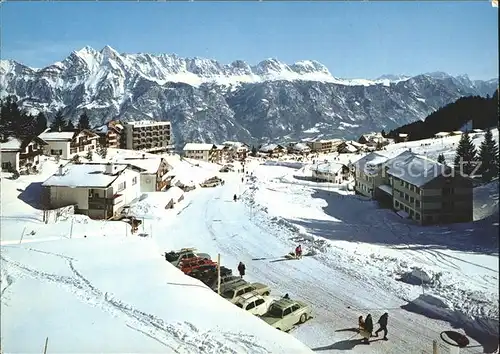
[
  {"left": 285, "top": 188, "right": 498, "bottom": 255},
  {"left": 16, "top": 182, "right": 44, "bottom": 210}
]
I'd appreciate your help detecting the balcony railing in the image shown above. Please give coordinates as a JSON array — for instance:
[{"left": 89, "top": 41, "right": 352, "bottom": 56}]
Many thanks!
[
  {"left": 20, "top": 150, "right": 43, "bottom": 159},
  {"left": 88, "top": 194, "right": 123, "bottom": 206}
]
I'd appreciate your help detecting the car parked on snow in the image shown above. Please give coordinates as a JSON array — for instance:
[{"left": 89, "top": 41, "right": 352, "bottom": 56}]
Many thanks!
[
  {"left": 221, "top": 282, "right": 271, "bottom": 304},
  {"left": 179, "top": 257, "right": 217, "bottom": 274},
  {"left": 260, "top": 298, "right": 312, "bottom": 332},
  {"left": 189, "top": 265, "right": 232, "bottom": 284},
  {"left": 164, "top": 248, "right": 211, "bottom": 267},
  {"left": 209, "top": 275, "right": 245, "bottom": 292},
  {"left": 234, "top": 293, "right": 273, "bottom": 316}
]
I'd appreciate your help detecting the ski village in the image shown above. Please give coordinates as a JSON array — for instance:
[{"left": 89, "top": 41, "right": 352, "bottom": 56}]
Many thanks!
[{"left": 0, "top": 98, "right": 499, "bottom": 354}]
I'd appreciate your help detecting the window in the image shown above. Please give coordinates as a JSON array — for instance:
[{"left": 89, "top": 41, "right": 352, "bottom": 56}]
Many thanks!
[
  {"left": 132, "top": 177, "right": 137, "bottom": 185},
  {"left": 118, "top": 181, "right": 126, "bottom": 192},
  {"left": 415, "top": 213, "right": 421, "bottom": 220},
  {"left": 442, "top": 187, "right": 454, "bottom": 195},
  {"left": 255, "top": 299, "right": 265, "bottom": 306},
  {"left": 416, "top": 200, "right": 420, "bottom": 207},
  {"left": 50, "top": 149, "right": 62, "bottom": 155},
  {"left": 291, "top": 305, "right": 301, "bottom": 312},
  {"left": 283, "top": 307, "right": 292, "bottom": 316},
  {"left": 395, "top": 201, "right": 400, "bottom": 207},
  {"left": 410, "top": 197, "right": 414, "bottom": 203},
  {"left": 246, "top": 302, "right": 256, "bottom": 310}
]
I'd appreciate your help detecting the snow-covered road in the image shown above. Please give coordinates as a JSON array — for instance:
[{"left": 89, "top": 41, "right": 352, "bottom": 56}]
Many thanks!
[{"left": 153, "top": 174, "right": 485, "bottom": 354}]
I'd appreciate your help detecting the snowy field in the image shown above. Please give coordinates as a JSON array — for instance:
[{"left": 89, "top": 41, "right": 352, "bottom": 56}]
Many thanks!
[
  {"left": 1, "top": 129, "right": 499, "bottom": 353},
  {"left": 0, "top": 157, "right": 312, "bottom": 353}
]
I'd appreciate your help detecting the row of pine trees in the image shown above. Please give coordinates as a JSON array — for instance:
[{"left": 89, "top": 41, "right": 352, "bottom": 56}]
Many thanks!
[
  {"left": 435, "top": 129, "right": 499, "bottom": 182},
  {"left": 0, "top": 96, "right": 93, "bottom": 141}
]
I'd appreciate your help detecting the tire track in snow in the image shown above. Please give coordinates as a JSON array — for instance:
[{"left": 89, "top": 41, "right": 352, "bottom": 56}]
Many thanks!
[{"left": 1, "top": 254, "right": 269, "bottom": 354}]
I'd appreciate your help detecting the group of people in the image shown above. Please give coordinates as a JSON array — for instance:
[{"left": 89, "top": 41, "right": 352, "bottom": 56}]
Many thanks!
[{"left": 358, "top": 313, "right": 389, "bottom": 342}]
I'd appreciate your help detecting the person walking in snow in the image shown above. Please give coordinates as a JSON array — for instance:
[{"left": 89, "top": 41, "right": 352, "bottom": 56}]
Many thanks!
[
  {"left": 358, "top": 316, "right": 365, "bottom": 332},
  {"left": 237, "top": 261, "right": 246, "bottom": 278},
  {"left": 233, "top": 194, "right": 237, "bottom": 202},
  {"left": 361, "top": 314, "right": 373, "bottom": 343},
  {"left": 374, "top": 312, "right": 389, "bottom": 340}
]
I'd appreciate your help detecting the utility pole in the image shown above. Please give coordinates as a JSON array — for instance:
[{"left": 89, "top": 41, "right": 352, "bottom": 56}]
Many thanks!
[
  {"left": 217, "top": 253, "right": 221, "bottom": 295},
  {"left": 432, "top": 340, "right": 438, "bottom": 354}
]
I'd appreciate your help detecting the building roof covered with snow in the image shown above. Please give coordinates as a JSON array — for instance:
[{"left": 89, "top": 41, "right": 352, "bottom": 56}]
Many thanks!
[
  {"left": 0, "top": 136, "right": 47, "bottom": 152},
  {"left": 38, "top": 131, "right": 75, "bottom": 141},
  {"left": 291, "top": 143, "right": 311, "bottom": 152},
  {"left": 42, "top": 163, "right": 129, "bottom": 188},
  {"left": 259, "top": 144, "right": 284, "bottom": 152},
  {"left": 183, "top": 143, "right": 216, "bottom": 151},
  {"left": 386, "top": 152, "right": 450, "bottom": 187},
  {"left": 313, "top": 162, "right": 347, "bottom": 175}
]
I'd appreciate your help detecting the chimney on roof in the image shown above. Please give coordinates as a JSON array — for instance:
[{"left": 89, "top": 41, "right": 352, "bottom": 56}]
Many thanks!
[
  {"left": 58, "top": 164, "right": 64, "bottom": 176},
  {"left": 408, "top": 148, "right": 412, "bottom": 152},
  {"left": 105, "top": 162, "right": 114, "bottom": 174},
  {"left": 142, "top": 154, "right": 146, "bottom": 159}
]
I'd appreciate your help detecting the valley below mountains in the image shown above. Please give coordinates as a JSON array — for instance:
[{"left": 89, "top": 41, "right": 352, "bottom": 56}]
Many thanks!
[{"left": 0, "top": 45, "right": 497, "bottom": 147}]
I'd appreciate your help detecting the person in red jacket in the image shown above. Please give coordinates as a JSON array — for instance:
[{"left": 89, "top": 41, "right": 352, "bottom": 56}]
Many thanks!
[{"left": 295, "top": 245, "right": 302, "bottom": 258}]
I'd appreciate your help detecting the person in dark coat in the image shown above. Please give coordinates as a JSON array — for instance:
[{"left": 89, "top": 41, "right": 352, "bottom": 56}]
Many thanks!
[
  {"left": 362, "top": 314, "right": 373, "bottom": 342},
  {"left": 237, "top": 261, "right": 246, "bottom": 278},
  {"left": 374, "top": 312, "right": 388, "bottom": 340},
  {"left": 233, "top": 194, "right": 237, "bottom": 201}
]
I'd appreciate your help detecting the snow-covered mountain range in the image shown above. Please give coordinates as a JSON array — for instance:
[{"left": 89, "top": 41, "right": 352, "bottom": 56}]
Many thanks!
[{"left": 1, "top": 45, "right": 497, "bottom": 146}]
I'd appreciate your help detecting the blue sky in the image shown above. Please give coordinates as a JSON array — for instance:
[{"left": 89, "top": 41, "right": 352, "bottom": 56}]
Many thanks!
[{"left": 1, "top": 1, "right": 498, "bottom": 80}]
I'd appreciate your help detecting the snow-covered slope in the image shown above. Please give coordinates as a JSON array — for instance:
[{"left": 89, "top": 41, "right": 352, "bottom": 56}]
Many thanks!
[
  {"left": 1, "top": 46, "right": 498, "bottom": 147},
  {"left": 0, "top": 157, "right": 312, "bottom": 353}
]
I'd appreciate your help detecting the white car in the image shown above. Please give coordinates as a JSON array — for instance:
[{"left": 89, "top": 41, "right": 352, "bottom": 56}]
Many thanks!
[{"left": 234, "top": 293, "right": 273, "bottom": 316}]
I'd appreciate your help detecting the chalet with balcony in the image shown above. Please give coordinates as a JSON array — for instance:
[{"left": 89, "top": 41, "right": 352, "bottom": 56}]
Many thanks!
[
  {"left": 94, "top": 120, "right": 124, "bottom": 148},
  {"left": 0, "top": 136, "right": 48, "bottom": 173},
  {"left": 111, "top": 153, "right": 173, "bottom": 192},
  {"left": 222, "top": 141, "right": 249, "bottom": 160},
  {"left": 259, "top": 144, "right": 286, "bottom": 157},
  {"left": 183, "top": 143, "right": 220, "bottom": 162},
  {"left": 39, "top": 130, "right": 99, "bottom": 159},
  {"left": 41, "top": 162, "right": 141, "bottom": 219},
  {"left": 312, "top": 161, "right": 350, "bottom": 184}
]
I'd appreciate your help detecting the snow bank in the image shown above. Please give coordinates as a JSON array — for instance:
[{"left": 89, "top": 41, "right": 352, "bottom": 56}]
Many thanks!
[
  {"left": 1, "top": 237, "right": 313, "bottom": 353},
  {"left": 403, "top": 294, "right": 499, "bottom": 353},
  {"left": 473, "top": 180, "right": 499, "bottom": 221}
]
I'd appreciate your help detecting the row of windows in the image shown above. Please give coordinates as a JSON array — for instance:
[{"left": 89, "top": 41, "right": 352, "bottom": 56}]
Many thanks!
[{"left": 398, "top": 191, "right": 421, "bottom": 207}]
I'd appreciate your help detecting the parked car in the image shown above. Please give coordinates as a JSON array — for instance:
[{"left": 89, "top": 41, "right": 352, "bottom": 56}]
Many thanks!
[
  {"left": 221, "top": 282, "right": 271, "bottom": 304},
  {"left": 179, "top": 257, "right": 217, "bottom": 274},
  {"left": 164, "top": 248, "right": 211, "bottom": 267},
  {"left": 209, "top": 275, "right": 244, "bottom": 292},
  {"left": 234, "top": 293, "right": 273, "bottom": 316},
  {"left": 260, "top": 298, "right": 312, "bottom": 332},
  {"left": 189, "top": 265, "right": 232, "bottom": 283}
]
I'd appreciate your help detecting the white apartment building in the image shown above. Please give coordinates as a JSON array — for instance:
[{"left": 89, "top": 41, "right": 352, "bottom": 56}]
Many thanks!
[{"left": 123, "top": 120, "right": 172, "bottom": 153}]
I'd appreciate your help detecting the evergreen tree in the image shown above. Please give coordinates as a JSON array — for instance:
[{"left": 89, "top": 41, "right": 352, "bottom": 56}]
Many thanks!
[
  {"left": 437, "top": 153, "right": 446, "bottom": 164},
  {"left": 66, "top": 120, "right": 75, "bottom": 131},
  {"left": 50, "top": 110, "right": 67, "bottom": 132},
  {"left": 35, "top": 112, "right": 48, "bottom": 135},
  {"left": 77, "top": 112, "right": 90, "bottom": 130},
  {"left": 478, "top": 129, "right": 499, "bottom": 181},
  {"left": 97, "top": 144, "right": 108, "bottom": 159},
  {"left": 381, "top": 129, "right": 386, "bottom": 137},
  {"left": 454, "top": 132, "right": 478, "bottom": 176},
  {"left": 251, "top": 146, "right": 257, "bottom": 157},
  {"left": 85, "top": 149, "right": 93, "bottom": 161},
  {"left": 71, "top": 154, "right": 81, "bottom": 164}
]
